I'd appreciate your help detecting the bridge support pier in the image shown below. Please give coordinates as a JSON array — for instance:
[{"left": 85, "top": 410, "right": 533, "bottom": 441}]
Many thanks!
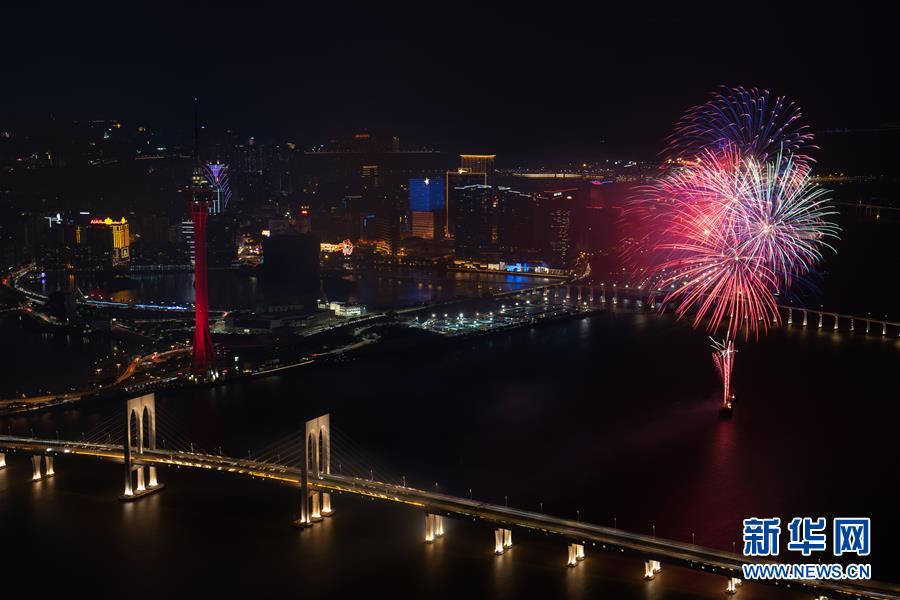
[
  {"left": 494, "top": 528, "right": 511, "bottom": 554},
  {"left": 883, "top": 323, "right": 887, "bottom": 336},
  {"left": 866, "top": 320, "right": 871, "bottom": 334},
  {"left": 834, "top": 314, "right": 839, "bottom": 331},
  {"left": 802, "top": 310, "right": 808, "bottom": 327},
  {"left": 726, "top": 577, "right": 742, "bottom": 594},
  {"left": 0, "top": 452, "right": 5, "bottom": 469},
  {"left": 850, "top": 318, "right": 854, "bottom": 332},
  {"left": 567, "top": 543, "right": 585, "bottom": 566},
  {"left": 322, "top": 492, "right": 333, "bottom": 517},
  {"left": 644, "top": 560, "right": 661, "bottom": 580},
  {"left": 425, "top": 513, "right": 436, "bottom": 543},
  {"left": 30, "top": 455, "right": 54, "bottom": 480},
  {"left": 435, "top": 515, "right": 445, "bottom": 538},
  {"left": 818, "top": 313, "right": 823, "bottom": 329},
  {"left": 787, "top": 308, "right": 792, "bottom": 325},
  {"left": 311, "top": 491, "right": 322, "bottom": 521}
]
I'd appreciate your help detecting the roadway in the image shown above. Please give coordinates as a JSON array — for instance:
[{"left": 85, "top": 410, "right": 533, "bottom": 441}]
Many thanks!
[{"left": 1, "top": 435, "right": 897, "bottom": 599}]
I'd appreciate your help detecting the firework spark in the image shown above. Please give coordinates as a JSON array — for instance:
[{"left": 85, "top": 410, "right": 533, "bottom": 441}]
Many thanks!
[{"left": 666, "top": 86, "right": 817, "bottom": 170}]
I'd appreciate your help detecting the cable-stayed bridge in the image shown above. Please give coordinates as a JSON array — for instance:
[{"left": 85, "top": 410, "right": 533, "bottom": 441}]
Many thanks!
[{"left": 0, "top": 393, "right": 896, "bottom": 600}]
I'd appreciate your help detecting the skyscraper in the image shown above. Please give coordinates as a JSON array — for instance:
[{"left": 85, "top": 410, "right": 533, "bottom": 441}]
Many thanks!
[
  {"left": 408, "top": 177, "right": 445, "bottom": 212},
  {"left": 539, "top": 188, "right": 577, "bottom": 270},
  {"left": 408, "top": 177, "right": 445, "bottom": 240},
  {"left": 453, "top": 184, "right": 494, "bottom": 260},
  {"left": 445, "top": 154, "right": 495, "bottom": 238}
]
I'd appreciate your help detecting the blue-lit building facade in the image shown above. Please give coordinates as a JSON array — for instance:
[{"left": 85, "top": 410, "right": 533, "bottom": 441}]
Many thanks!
[{"left": 409, "top": 177, "right": 445, "bottom": 240}]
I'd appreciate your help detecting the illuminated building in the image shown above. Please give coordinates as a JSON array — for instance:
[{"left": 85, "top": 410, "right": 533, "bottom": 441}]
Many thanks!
[
  {"left": 409, "top": 177, "right": 445, "bottom": 240},
  {"left": 78, "top": 217, "right": 131, "bottom": 267},
  {"left": 443, "top": 154, "right": 495, "bottom": 238},
  {"left": 181, "top": 219, "right": 195, "bottom": 263},
  {"left": 539, "top": 188, "right": 577, "bottom": 269},
  {"left": 459, "top": 154, "right": 495, "bottom": 179},
  {"left": 361, "top": 164, "right": 379, "bottom": 186},
  {"left": 410, "top": 211, "right": 438, "bottom": 239},
  {"left": 204, "top": 162, "right": 232, "bottom": 215},
  {"left": 408, "top": 177, "right": 445, "bottom": 212},
  {"left": 326, "top": 301, "right": 367, "bottom": 317}
]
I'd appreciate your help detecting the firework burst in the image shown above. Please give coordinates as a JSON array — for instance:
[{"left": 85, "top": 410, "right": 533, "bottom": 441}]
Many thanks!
[
  {"left": 666, "top": 86, "right": 817, "bottom": 170},
  {"left": 629, "top": 87, "right": 839, "bottom": 408},
  {"left": 641, "top": 145, "right": 839, "bottom": 340}
]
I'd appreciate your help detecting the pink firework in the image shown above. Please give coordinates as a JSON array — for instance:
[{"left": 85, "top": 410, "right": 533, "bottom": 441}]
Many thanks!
[
  {"left": 638, "top": 145, "right": 838, "bottom": 341},
  {"left": 631, "top": 87, "right": 839, "bottom": 409}
]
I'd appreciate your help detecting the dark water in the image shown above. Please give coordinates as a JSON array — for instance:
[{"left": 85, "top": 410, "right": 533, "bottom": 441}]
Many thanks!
[
  {"left": 2, "top": 311, "right": 898, "bottom": 597},
  {"left": 29, "top": 268, "right": 544, "bottom": 311}
]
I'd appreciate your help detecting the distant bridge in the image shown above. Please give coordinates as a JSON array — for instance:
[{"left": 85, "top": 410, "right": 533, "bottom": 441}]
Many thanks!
[
  {"left": 495, "top": 284, "right": 900, "bottom": 338},
  {"left": 1, "top": 394, "right": 897, "bottom": 599}
]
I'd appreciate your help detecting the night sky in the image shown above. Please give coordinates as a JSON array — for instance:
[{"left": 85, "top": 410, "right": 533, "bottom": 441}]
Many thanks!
[{"left": 3, "top": 5, "right": 896, "bottom": 169}]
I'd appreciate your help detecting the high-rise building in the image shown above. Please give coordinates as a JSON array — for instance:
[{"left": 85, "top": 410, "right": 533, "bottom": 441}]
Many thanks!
[
  {"left": 445, "top": 171, "right": 488, "bottom": 238},
  {"left": 410, "top": 211, "right": 437, "bottom": 239},
  {"left": 539, "top": 188, "right": 577, "bottom": 269},
  {"left": 408, "top": 177, "right": 445, "bottom": 240},
  {"left": 496, "top": 187, "right": 536, "bottom": 257},
  {"left": 408, "top": 177, "right": 445, "bottom": 212},
  {"left": 78, "top": 217, "right": 130, "bottom": 267},
  {"left": 459, "top": 154, "right": 495, "bottom": 180},
  {"left": 453, "top": 184, "right": 494, "bottom": 260}
]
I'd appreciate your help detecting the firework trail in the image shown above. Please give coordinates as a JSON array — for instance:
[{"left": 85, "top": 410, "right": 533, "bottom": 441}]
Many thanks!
[{"left": 710, "top": 338, "right": 736, "bottom": 408}]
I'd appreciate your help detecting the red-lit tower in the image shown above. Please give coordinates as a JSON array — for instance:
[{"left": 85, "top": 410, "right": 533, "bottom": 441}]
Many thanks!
[{"left": 189, "top": 103, "right": 215, "bottom": 377}]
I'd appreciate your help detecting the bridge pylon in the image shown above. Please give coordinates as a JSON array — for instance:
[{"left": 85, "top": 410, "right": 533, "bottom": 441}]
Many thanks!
[
  {"left": 295, "top": 413, "right": 332, "bottom": 528},
  {"left": 120, "top": 393, "right": 164, "bottom": 501}
]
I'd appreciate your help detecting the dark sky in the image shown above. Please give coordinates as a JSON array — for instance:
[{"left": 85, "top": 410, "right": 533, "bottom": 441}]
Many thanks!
[{"left": 2, "top": 4, "right": 896, "bottom": 166}]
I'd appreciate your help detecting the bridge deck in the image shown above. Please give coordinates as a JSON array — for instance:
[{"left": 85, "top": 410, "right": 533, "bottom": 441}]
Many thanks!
[{"left": 2, "top": 436, "right": 897, "bottom": 600}]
